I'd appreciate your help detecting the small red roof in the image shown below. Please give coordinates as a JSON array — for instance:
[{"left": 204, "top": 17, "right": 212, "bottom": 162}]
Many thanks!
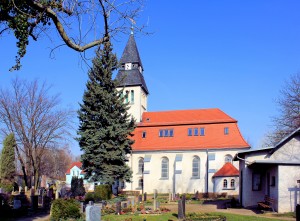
[
  {"left": 132, "top": 108, "right": 250, "bottom": 151},
  {"left": 213, "top": 163, "right": 239, "bottom": 177},
  {"left": 65, "top": 162, "right": 84, "bottom": 174}
]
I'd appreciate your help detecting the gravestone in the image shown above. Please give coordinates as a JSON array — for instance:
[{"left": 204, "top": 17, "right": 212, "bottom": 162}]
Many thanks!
[
  {"left": 178, "top": 199, "right": 184, "bottom": 219},
  {"left": 138, "top": 195, "right": 142, "bottom": 203},
  {"left": 13, "top": 199, "right": 22, "bottom": 209},
  {"left": 121, "top": 202, "right": 127, "bottom": 208},
  {"left": 116, "top": 201, "right": 121, "bottom": 214},
  {"left": 194, "top": 191, "right": 199, "bottom": 200},
  {"left": 86, "top": 204, "right": 101, "bottom": 221},
  {"left": 153, "top": 189, "right": 158, "bottom": 211},
  {"left": 80, "top": 202, "right": 85, "bottom": 213},
  {"left": 128, "top": 196, "right": 135, "bottom": 207},
  {"left": 181, "top": 194, "right": 186, "bottom": 216},
  {"left": 31, "top": 195, "right": 38, "bottom": 210},
  {"left": 144, "top": 192, "right": 147, "bottom": 201}
]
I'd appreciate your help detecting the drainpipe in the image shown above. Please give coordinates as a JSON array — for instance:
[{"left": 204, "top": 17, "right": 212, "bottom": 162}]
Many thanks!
[{"left": 206, "top": 149, "right": 209, "bottom": 194}]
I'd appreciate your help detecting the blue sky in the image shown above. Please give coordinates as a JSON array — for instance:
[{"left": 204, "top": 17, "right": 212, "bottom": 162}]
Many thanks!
[{"left": 1, "top": 1, "right": 300, "bottom": 156}]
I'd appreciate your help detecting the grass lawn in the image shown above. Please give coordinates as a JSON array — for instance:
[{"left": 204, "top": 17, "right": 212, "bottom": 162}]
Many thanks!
[{"left": 102, "top": 212, "right": 292, "bottom": 221}]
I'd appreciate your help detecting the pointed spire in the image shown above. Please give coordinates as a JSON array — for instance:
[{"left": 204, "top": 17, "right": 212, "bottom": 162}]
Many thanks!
[{"left": 119, "top": 34, "right": 143, "bottom": 70}]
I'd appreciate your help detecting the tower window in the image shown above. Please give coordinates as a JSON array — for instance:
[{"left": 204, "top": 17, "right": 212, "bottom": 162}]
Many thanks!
[
  {"left": 131, "top": 90, "right": 134, "bottom": 103},
  {"left": 225, "top": 154, "right": 233, "bottom": 163}
]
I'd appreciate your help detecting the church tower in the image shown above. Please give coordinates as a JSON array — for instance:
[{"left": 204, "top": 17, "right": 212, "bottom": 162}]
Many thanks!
[{"left": 115, "top": 34, "right": 149, "bottom": 122}]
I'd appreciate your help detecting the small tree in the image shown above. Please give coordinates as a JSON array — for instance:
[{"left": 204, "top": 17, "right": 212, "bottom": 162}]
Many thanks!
[
  {"left": 70, "top": 176, "right": 85, "bottom": 197},
  {"left": 0, "top": 133, "right": 16, "bottom": 192},
  {"left": 77, "top": 40, "right": 135, "bottom": 186}
]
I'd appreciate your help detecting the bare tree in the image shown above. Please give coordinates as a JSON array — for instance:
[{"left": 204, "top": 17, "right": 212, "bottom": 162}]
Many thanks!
[
  {"left": 265, "top": 73, "right": 300, "bottom": 146},
  {"left": 0, "top": 0, "right": 146, "bottom": 70},
  {"left": 40, "top": 145, "right": 73, "bottom": 180},
  {"left": 0, "top": 78, "right": 74, "bottom": 189}
]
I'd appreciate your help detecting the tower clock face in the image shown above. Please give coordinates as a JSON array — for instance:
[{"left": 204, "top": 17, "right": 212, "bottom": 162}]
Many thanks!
[{"left": 125, "top": 63, "right": 132, "bottom": 70}]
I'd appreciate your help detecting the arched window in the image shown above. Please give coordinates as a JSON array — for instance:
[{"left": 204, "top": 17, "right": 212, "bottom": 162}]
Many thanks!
[
  {"left": 192, "top": 156, "right": 200, "bottom": 178},
  {"left": 138, "top": 158, "right": 144, "bottom": 174},
  {"left": 223, "top": 179, "right": 228, "bottom": 188},
  {"left": 131, "top": 90, "right": 134, "bottom": 103},
  {"left": 230, "top": 179, "right": 235, "bottom": 188},
  {"left": 138, "top": 178, "right": 143, "bottom": 189},
  {"left": 125, "top": 90, "right": 129, "bottom": 103},
  {"left": 161, "top": 157, "right": 169, "bottom": 179},
  {"left": 225, "top": 154, "right": 233, "bottom": 164}
]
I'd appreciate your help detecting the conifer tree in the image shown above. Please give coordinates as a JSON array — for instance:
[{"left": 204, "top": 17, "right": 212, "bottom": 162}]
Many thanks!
[
  {"left": 77, "top": 40, "right": 135, "bottom": 185},
  {"left": 0, "top": 133, "right": 16, "bottom": 184}
]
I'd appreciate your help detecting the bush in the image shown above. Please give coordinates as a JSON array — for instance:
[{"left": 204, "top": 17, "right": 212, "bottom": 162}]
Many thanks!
[
  {"left": 85, "top": 192, "right": 95, "bottom": 203},
  {"left": 94, "top": 185, "right": 112, "bottom": 201},
  {"left": 0, "top": 183, "right": 14, "bottom": 193},
  {"left": 50, "top": 198, "right": 81, "bottom": 221}
]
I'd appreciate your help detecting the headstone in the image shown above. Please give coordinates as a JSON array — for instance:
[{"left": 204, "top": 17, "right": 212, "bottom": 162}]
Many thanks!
[
  {"left": 55, "top": 190, "right": 59, "bottom": 199},
  {"left": 31, "top": 195, "right": 38, "bottom": 210},
  {"left": 86, "top": 205, "right": 101, "bottom": 221},
  {"left": 80, "top": 202, "right": 85, "bottom": 213},
  {"left": 19, "top": 186, "right": 22, "bottom": 193},
  {"left": 194, "top": 191, "right": 199, "bottom": 200},
  {"left": 138, "top": 195, "right": 142, "bottom": 203},
  {"left": 128, "top": 196, "right": 135, "bottom": 206},
  {"left": 153, "top": 189, "right": 158, "bottom": 210},
  {"left": 144, "top": 192, "right": 147, "bottom": 201},
  {"left": 25, "top": 186, "right": 28, "bottom": 192},
  {"left": 181, "top": 194, "right": 186, "bottom": 216},
  {"left": 168, "top": 191, "right": 172, "bottom": 202},
  {"left": 47, "top": 189, "right": 53, "bottom": 198},
  {"left": 121, "top": 202, "right": 127, "bottom": 208},
  {"left": 31, "top": 186, "right": 35, "bottom": 196},
  {"left": 116, "top": 201, "right": 121, "bottom": 214},
  {"left": 178, "top": 199, "right": 184, "bottom": 219},
  {"left": 13, "top": 199, "right": 22, "bottom": 209}
]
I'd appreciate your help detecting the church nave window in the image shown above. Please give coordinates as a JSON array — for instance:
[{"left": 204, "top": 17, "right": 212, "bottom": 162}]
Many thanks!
[
  {"left": 131, "top": 90, "right": 134, "bottom": 103},
  {"left": 159, "top": 129, "right": 174, "bottom": 137},
  {"left": 161, "top": 157, "right": 169, "bottom": 179}
]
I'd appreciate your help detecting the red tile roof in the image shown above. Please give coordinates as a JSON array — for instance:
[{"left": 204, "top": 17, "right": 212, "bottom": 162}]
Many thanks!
[
  {"left": 65, "top": 162, "right": 84, "bottom": 174},
  {"left": 213, "top": 163, "right": 239, "bottom": 177},
  {"left": 132, "top": 108, "right": 250, "bottom": 151}
]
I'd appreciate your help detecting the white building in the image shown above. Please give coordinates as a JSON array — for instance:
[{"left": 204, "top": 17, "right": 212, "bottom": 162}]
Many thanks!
[
  {"left": 235, "top": 127, "right": 300, "bottom": 213},
  {"left": 115, "top": 34, "right": 250, "bottom": 195}
]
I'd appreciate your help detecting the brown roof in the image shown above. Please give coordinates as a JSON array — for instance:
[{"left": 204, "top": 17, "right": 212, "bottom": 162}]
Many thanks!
[
  {"left": 213, "top": 163, "right": 239, "bottom": 177},
  {"left": 132, "top": 108, "right": 250, "bottom": 151}
]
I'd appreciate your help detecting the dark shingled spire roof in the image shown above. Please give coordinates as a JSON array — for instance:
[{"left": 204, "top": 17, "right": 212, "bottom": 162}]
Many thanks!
[
  {"left": 119, "top": 34, "right": 143, "bottom": 69},
  {"left": 116, "top": 34, "right": 149, "bottom": 94}
]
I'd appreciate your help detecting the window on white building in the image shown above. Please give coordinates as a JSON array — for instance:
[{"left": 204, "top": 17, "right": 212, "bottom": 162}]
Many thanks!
[
  {"left": 230, "top": 179, "right": 235, "bottom": 188},
  {"left": 131, "top": 90, "right": 134, "bottom": 103},
  {"left": 223, "top": 179, "right": 228, "bottom": 189},
  {"left": 161, "top": 157, "right": 169, "bottom": 179},
  {"left": 225, "top": 154, "right": 233, "bottom": 163},
  {"left": 192, "top": 156, "right": 200, "bottom": 178},
  {"left": 138, "top": 158, "right": 144, "bottom": 174}
]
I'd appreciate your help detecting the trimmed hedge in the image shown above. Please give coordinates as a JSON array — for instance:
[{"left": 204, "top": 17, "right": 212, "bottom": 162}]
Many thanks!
[
  {"left": 50, "top": 198, "right": 81, "bottom": 221},
  {"left": 94, "top": 185, "right": 112, "bottom": 201}
]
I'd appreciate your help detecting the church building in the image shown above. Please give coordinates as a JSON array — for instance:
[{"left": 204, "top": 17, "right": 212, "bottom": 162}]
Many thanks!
[{"left": 115, "top": 34, "right": 250, "bottom": 195}]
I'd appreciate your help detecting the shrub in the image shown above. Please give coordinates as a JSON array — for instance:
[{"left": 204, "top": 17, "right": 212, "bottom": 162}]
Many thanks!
[
  {"left": 71, "top": 177, "right": 86, "bottom": 197},
  {"left": 85, "top": 192, "right": 95, "bottom": 203},
  {"left": 50, "top": 198, "right": 81, "bottom": 221},
  {"left": 94, "top": 185, "right": 112, "bottom": 201}
]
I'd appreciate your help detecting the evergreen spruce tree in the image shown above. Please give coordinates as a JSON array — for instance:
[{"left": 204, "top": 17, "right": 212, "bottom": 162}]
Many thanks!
[
  {"left": 77, "top": 40, "right": 135, "bottom": 185},
  {"left": 0, "top": 133, "right": 16, "bottom": 184}
]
